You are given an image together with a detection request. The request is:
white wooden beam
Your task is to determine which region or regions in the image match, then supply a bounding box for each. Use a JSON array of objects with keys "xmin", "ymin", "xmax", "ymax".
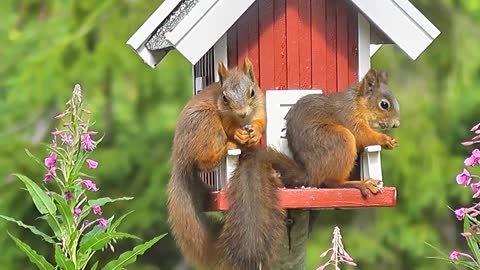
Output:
[{"xmin": 358, "ymin": 14, "xmax": 371, "ymax": 80}]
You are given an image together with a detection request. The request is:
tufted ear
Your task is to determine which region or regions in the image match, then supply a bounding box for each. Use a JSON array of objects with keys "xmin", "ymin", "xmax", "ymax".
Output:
[
  {"xmin": 359, "ymin": 68, "xmax": 378, "ymax": 96},
  {"xmin": 218, "ymin": 61, "xmax": 229, "ymax": 85},
  {"xmin": 242, "ymin": 57, "xmax": 257, "ymax": 83},
  {"xmin": 378, "ymin": 71, "xmax": 388, "ymax": 83}
]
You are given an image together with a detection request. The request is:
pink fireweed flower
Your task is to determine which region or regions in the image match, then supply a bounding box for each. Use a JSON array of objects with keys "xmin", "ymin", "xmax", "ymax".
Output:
[
  {"xmin": 98, "ymin": 218, "xmax": 107, "ymax": 230},
  {"xmin": 54, "ymin": 111, "xmax": 69, "ymax": 119},
  {"xmin": 64, "ymin": 191, "xmax": 73, "ymax": 201},
  {"xmin": 44, "ymin": 152, "xmax": 57, "ymax": 167},
  {"xmin": 465, "ymin": 156, "xmax": 477, "ymax": 167},
  {"xmin": 462, "ymin": 141, "xmax": 480, "ymax": 146},
  {"xmin": 92, "ymin": 205, "xmax": 102, "ymax": 215},
  {"xmin": 81, "ymin": 179, "xmax": 99, "ymax": 192},
  {"xmin": 61, "ymin": 133, "xmax": 73, "ymax": 146},
  {"xmin": 455, "ymin": 208, "xmax": 466, "ymax": 220},
  {"xmin": 86, "ymin": 159, "xmax": 98, "ymax": 169},
  {"xmin": 81, "ymin": 134, "xmax": 96, "ymax": 151},
  {"xmin": 472, "ymin": 183, "xmax": 480, "ymax": 193},
  {"xmin": 44, "ymin": 172, "xmax": 53, "ymax": 183},
  {"xmin": 471, "ymin": 123, "xmax": 480, "ymax": 132},
  {"xmin": 461, "ymin": 232, "xmax": 473, "ymax": 237},
  {"xmin": 472, "ymin": 149, "xmax": 480, "ymax": 159},
  {"xmin": 456, "ymin": 169, "xmax": 472, "ymax": 186},
  {"xmin": 87, "ymin": 131, "xmax": 98, "ymax": 135},
  {"xmin": 63, "ymin": 121, "xmax": 72, "ymax": 127},
  {"xmin": 449, "ymin": 251, "xmax": 460, "ymax": 260},
  {"xmin": 74, "ymin": 208, "xmax": 81, "ymax": 218},
  {"xmin": 51, "ymin": 130, "xmax": 64, "ymax": 136},
  {"xmin": 52, "ymin": 137, "xmax": 57, "ymax": 148}
]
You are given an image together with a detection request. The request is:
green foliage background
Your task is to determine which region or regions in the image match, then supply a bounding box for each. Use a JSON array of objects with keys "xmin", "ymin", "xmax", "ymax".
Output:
[{"xmin": 0, "ymin": 0, "xmax": 479, "ymax": 269}]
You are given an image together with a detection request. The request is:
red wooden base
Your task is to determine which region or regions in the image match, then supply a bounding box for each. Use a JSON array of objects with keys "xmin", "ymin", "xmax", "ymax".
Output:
[{"xmin": 207, "ymin": 187, "xmax": 397, "ymax": 211}]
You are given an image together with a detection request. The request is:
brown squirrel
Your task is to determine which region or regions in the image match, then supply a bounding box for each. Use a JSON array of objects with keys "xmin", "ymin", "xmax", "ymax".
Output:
[
  {"xmin": 168, "ymin": 58, "xmax": 296, "ymax": 269},
  {"xmin": 285, "ymin": 68, "xmax": 400, "ymax": 196}
]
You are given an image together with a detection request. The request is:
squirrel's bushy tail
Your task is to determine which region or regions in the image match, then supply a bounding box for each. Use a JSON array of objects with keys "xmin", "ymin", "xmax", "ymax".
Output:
[
  {"xmin": 167, "ymin": 161, "xmax": 219, "ymax": 269},
  {"xmin": 218, "ymin": 148, "xmax": 287, "ymax": 270}
]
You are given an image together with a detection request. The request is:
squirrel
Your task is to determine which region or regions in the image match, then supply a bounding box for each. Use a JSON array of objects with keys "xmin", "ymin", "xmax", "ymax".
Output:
[
  {"xmin": 285, "ymin": 68, "xmax": 400, "ymax": 197},
  {"xmin": 168, "ymin": 57, "xmax": 297, "ymax": 270}
]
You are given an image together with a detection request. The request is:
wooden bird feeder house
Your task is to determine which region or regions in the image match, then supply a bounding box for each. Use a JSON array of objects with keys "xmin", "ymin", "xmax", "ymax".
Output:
[{"xmin": 127, "ymin": 0, "xmax": 440, "ymax": 210}]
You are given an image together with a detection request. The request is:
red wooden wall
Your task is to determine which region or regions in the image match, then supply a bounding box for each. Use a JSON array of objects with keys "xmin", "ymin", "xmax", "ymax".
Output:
[{"xmin": 227, "ymin": 0, "xmax": 358, "ymax": 94}]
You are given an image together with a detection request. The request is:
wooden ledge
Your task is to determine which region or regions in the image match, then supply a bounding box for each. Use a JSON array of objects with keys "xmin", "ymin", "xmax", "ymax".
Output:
[{"xmin": 207, "ymin": 187, "xmax": 397, "ymax": 211}]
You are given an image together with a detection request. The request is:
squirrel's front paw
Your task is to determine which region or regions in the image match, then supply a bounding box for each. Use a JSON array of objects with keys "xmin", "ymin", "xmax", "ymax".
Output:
[
  {"xmin": 233, "ymin": 128, "xmax": 250, "ymax": 145},
  {"xmin": 382, "ymin": 135, "xmax": 399, "ymax": 150}
]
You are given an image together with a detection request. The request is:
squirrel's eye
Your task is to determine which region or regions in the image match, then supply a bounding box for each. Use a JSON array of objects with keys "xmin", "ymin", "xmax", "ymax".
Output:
[
  {"xmin": 379, "ymin": 100, "xmax": 390, "ymax": 111},
  {"xmin": 222, "ymin": 93, "xmax": 228, "ymax": 103},
  {"xmin": 250, "ymin": 89, "xmax": 255, "ymax": 98}
]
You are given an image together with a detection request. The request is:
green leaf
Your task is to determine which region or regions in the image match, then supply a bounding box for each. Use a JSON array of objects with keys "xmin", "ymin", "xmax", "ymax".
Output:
[
  {"xmin": 108, "ymin": 211, "xmax": 134, "ymax": 233},
  {"xmin": 101, "ymin": 234, "xmax": 166, "ymax": 270},
  {"xmin": 8, "ymin": 232, "xmax": 55, "ymax": 270},
  {"xmin": 45, "ymin": 144, "xmax": 68, "ymax": 161},
  {"xmin": 464, "ymin": 216, "xmax": 480, "ymax": 262},
  {"xmin": 51, "ymin": 193, "xmax": 74, "ymax": 234},
  {"xmin": 87, "ymin": 197, "xmax": 133, "ymax": 207},
  {"xmin": 25, "ymin": 149, "xmax": 47, "ymax": 169},
  {"xmin": 14, "ymin": 174, "xmax": 56, "ymax": 216},
  {"xmin": 90, "ymin": 261, "xmax": 99, "ymax": 270},
  {"xmin": 79, "ymin": 232, "xmax": 140, "ymax": 254},
  {"xmin": 0, "ymin": 215, "xmax": 54, "ymax": 244},
  {"xmin": 55, "ymin": 246, "xmax": 75, "ymax": 270},
  {"xmin": 45, "ymin": 215, "xmax": 63, "ymax": 239}
]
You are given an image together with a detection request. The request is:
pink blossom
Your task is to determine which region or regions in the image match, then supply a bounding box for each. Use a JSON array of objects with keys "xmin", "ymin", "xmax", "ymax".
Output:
[
  {"xmin": 449, "ymin": 251, "xmax": 460, "ymax": 260},
  {"xmin": 54, "ymin": 111, "xmax": 69, "ymax": 119},
  {"xmin": 44, "ymin": 172, "xmax": 53, "ymax": 183},
  {"xmin": 81, "ymin": 179, "xmax": 99, "ymax": 192},
  {"xmin": 461, "ymin": 232, "xmax": 473, "ymax": 237},
  {"xmin": 98, "ymin": 218, "xmax": 107, "ymax": 229},
  {"xmin": 464, "ymin": 156, "xmax": 477, "ymax": 166},
  {"xmin": 51, "ymin": 130, "xmax": 64, "ymax": 136},
  {"xmin": 463, "ymin": 140, "xmax": 480, "ymax": 146},
  {"xmin": 64, "ymin": 192, "xmax": 73, "ymax": 201},
  {"xmin": 52, "ymin": 137, "xmax": 57, "ymax": 148},
  {"xmin": 472, "ymin": 183, "xmax": 480, "ymax": 193},
  {"xmin": 81, "ymin": 134, "xmax": 96, "ymax": 151},
  {"xmin": 471, "ymin": 123, "xmax": 480, "ymax": 132},
  {"xmin": 92, "ymin": 205, "xmax": 102, "ymax": 215},
  {"xmin": 455, "ymin": 208, "xmax": 466, "ymax": 220},
  {"xmin": 74, "ymin": 208, "xmax": 81, "ymax": 218},
  {"xmin": 63, "ymin": 121, "xmax": 72, "ymax": 127},
  {"xmin": 472, "ymin": 149, "xmax": 480, "ymax": 159},
  {"xmin": 86, "ymin": 159, "xmax": 98, "ymax": 169},
  {"xmin": 61, "ymin": 133, "xmax": 73, "ymax": 146},
  {"xmin": 456, "ymin": 169, "xmax": 472, "ymax": 186},
  {"xmin": 87, "ymin": 131, "xmax": 98, "ymax": 135},
  {"xmin": 44, "ymin": 152, "xmax": 57, "ymax": 167}
]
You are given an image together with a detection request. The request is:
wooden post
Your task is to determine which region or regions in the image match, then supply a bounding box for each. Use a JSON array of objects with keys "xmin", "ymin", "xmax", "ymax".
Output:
[{"xmin": 272, "ymin": 210, "xmax": 310, "ymax": 270}]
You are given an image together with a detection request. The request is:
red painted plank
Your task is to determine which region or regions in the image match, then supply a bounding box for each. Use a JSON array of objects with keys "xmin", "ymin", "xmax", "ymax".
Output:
[
  {"xmin": 208, "ymin": 187, "xmax": 397, "ymax": 211},
  {"xmin": 286, "ymin": 0, "xmax": 300, "ymax": 89},
  {"xmin": 325, "ymin": 0, "xmax": 337, "ymax": 93},
  {"xmin": 336, "ymin": 0, "xmax": 349, "ymax": 91},
  {"xmin": 227, "ymin": 24, "xmax": 238, "ymax": 69},
  {"xmin": 347, "ymin": 4, "xmax": 358, "ymax": 85},
  {"xmin": 298, "ymin": 0, "xmax": 312, "ymax": 89},
  {"xmin": 311, "ymin": 0, "xmax": 326, "ymax": 90},
  {"xmin": 274, "ymin": 0, "xmax": 287, "ymax": 90},
  {"xmin": 247, "ymin": 2, "xmax": 260, "ymax": 83},
  {"xmin": 259, "ymin": 0, "xmax": 275, "ymax": 90},
  {"xmin": 237, "ymin": 9, "xmax": 250, "ymax": 68}
]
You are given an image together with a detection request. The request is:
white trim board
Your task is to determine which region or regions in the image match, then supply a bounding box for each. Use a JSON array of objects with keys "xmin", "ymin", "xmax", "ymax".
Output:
[
  {"xmin": 358, "ymin": 14, "xmax": 371, "ymax": 80},
  {"xmin": 166, "ymin": 0, "xmax": 255, "ymax": 64},
  {"xmin": 349, "ymin": 0, "xmax": 440, "ymax": 60}
]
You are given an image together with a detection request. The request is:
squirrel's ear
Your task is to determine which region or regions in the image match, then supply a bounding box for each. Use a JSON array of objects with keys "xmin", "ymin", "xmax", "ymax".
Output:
[
  {"xmin": 242, "ymin": 57, "xmax": 257, "ymax": 83},
  {"xmin": 378, "ymin": 71, "xmax": 388, "ymax": 83},
  {"xmin": 218, "ymin": 61, "xmax": 228, "ymax": 85},
  {"xmin": 359, "ymin": 69, "xmax": 378, "ymax": 96}
]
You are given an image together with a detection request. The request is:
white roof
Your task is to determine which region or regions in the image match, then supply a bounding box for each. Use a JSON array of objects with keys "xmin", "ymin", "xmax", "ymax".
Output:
[{"xmin": 127, "ymin": 0, "xmax": 440, "ymax": 67}]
